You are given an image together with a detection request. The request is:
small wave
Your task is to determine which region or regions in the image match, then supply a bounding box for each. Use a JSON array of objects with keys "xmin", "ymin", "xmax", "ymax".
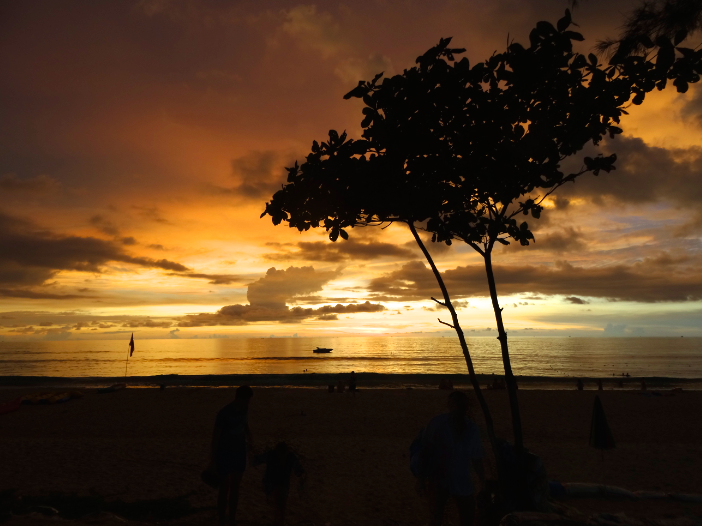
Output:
[
  {"xmin": 141, "ymin": 356, "xmax": 457, "ymax": 362},
  {"xmin": 0, "ymin": 359, "xmax": 121, "ymax": 363}
]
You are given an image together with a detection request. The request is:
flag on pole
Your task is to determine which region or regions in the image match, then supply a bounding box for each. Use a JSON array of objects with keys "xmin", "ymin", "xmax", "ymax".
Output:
[{"xmin": 129, "ymin": 333, "xmax": 135, "ymax": 357}]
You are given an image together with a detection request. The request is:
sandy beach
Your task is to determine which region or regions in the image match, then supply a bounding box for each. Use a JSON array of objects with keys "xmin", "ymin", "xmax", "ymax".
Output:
[{"xmin": 1, "ymin": 386, "xmax": 701, "ymax": 525}]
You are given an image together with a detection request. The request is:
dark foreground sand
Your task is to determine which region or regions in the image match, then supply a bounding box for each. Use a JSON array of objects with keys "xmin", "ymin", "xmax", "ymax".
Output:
[{"xmin": 1, "ymin": 387, "xmax": 701, "ymax": 525}]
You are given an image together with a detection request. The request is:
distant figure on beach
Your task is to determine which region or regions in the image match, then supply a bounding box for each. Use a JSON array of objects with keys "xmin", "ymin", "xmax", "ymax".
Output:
[
  {"xmin": 349, "ymin": 371, "xmax": 357, "ymax": 393},
  {"xmin": 210, "ymin": 385, "xmax": 254, "ymax": 526},
  {"xmin": 576, "ymin": 379, "xmax": 584, "ymax": 391},
  {"xmin": 641, "ymin": 380, "xmax": 647, "ymax": 391},
  {"xmin": 438, "ymin": 378, "xmax": 453, "ymax": 390},
  {"xmin": 488, "ymin": 377, "xmax": 506, "ymax": 390},
  {"xmin": 253, "ymin": 442, "xmax": 306, "ymax": 526},
  {"xmin": 415, "ymin": 391, "xmax": 485, "ymax": 526},
  {"xmin": 336, "ymin": 377, "xmax": 345, "ymax": 393},
  {"xmin": 597, "ymin": 379, "xmax": 603, "ymax": 391}
]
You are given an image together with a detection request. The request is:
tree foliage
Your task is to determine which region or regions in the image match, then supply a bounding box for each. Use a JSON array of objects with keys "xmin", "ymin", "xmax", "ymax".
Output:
[{"xmin": 264, "ymin": 10, "xmax": 700, "ymax": 246}]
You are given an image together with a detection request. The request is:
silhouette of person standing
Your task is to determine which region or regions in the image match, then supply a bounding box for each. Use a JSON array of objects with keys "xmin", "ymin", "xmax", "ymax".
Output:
[
  {"xmin": 210, "ymin": 385, "xmax": 254, "ymax": 526},
  {"xmin": 417, "ymin": 391, "xmax": 485, "ymax": 526},
  {"xmin": 349, "ymin": 371, "xmax": 357, "ymax": 393}
]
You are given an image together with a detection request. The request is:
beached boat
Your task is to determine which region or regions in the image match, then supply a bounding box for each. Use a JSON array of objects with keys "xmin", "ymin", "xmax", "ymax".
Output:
[{"xmin": 313, "ymin": 347, "xmax": 333, "ymax": 353}]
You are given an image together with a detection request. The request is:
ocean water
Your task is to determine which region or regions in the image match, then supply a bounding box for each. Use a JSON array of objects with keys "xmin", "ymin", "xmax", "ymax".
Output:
[{"xmin": 0, "ymin": 336, "xmax": 701, "ymax": 379}]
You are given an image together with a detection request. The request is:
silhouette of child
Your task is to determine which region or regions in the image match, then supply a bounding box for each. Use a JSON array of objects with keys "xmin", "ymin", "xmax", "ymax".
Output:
[{"xmin": 254, "ymin": 442, "xmax": 306, "ymax": 526}]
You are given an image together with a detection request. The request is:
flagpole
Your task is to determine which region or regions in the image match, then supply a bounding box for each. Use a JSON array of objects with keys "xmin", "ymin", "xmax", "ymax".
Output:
[
  {"xmin": 124, "ymin": 343, "xmax": 130, "ymax": 380},
  {"xmin": 124, "ymin": 333, "xmax": 134, "ymax": 382}
]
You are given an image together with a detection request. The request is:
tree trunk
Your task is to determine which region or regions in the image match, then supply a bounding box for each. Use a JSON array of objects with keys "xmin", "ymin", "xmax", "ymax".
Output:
[
  {"xmin": 483, "ymin": 249, "xmax": 524, "ymax": 455},
  {"xmin": 408, "ymin": 223, "xmax": 502, "ymax": 471}
]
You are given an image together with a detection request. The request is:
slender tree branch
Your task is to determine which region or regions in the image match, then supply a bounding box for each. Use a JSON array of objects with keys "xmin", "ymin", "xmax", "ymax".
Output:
[
  {"xmin": 468, "ymin": 242, "xmax": 485, "ymax": 256},
  {"xmin": 406, "ymin": 220, "xmax": 501, "ymax": 480},
  {"xmin": 438, "ymin": 318, "xmax": 455, "ymax": 329},
  {"xmin": 484, "ymin": 249, "xmax": 524, "ymax": 456},
  {"xmin": 431, "ymin": 297, "xmax": 447, "ymax": 307}
]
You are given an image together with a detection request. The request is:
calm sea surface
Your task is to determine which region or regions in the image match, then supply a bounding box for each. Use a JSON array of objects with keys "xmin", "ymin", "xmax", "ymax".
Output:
[{"xmin": 0, "ymin": 337, "xmax": 701, "ymax": 379}]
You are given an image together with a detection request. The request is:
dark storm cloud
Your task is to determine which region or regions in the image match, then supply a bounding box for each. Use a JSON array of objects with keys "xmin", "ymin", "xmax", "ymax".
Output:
[
  {"xmin": 178, "ymin": 300, "xmax": 386, "ymax": 326},
  {"xmin": 265, "ymin": 239, "xmax": 416, "ymax": 262},
  {"xmin": 367, "ymin": 257, "xmax": 702, "ymax": 303},
  {"xmin": 0, "ymin": 311, "xmax": 182, "ymax": 334},
  {"xmin": 681, "ymin": 85, "xmax": 702, "ymax": 127},
  {"xmin": 422, "ymin": 300, "xmax": 470, "ymax": 311},
  {"xmin": 0, "ymin": 173, "xmax": 60, "ymax": 194},
  {"xmin": 560, "ymin": 136, "xmax": 702, "ymax": 207},
  {"xmin": 0, "ymin": 211, "xmax": 189, "ymax": 293},
  {"xmin": 178, "ymin": 265, "xmax": 385, "ymax": 326},
  {"xmin": 314, "ymin": 301, "xmax": 386, "ymax": 315},
  {"xmin": 131, "ymin": 206, "xmax": 170, "ymax": 224},
  {"xmin": 89, "ymin": 216, "xmax": 140, "ymax": 248},
  {"xmin": 168, "ymin": 272, "xmax": 242, "ymax": 285},
  {"xmin": 231, "ymin": 150, "xmax": 288, "ymax": 200},
  {"xmin": 89, "ymin": 215, "xmax": 120, "ymax": 237},
  {"xmin": 1, "ymin": 0, "xmax": 632, "ymax": 208},
  {"xmin": 505, "ymin": 227, "xmax": 588, "ymax": 253},
  {"xmin": 0, "ymin": 289, "xmax": 94, "ymax": 300},
  {"xmin": 287, "ymin": 295, "xmax": 356, "ymax": 304},
  {"xmin": 673, "ymin": 211, "xmax": 702, "ymax": 237},
  {"xmin": 123, "ymin": 318, "xmax": 173, "ymax": 328},
  {"xmin": 565, "ymin": 296, "xmax": 589, "ymax": 304},
  {"xmin": 206, "ymin": 150, "xmax": 292, "ymax": 202},
  {"xmin": 246, "ymin": 266, "xmax": 341, "ymax": 308}
]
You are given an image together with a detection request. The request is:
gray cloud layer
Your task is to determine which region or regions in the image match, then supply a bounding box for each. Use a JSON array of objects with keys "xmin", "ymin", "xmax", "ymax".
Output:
[
  {"xmin": 179, "ymin": 265, "xmax": 385, "ymax": 326},
  {"xmin": 368, "ymin": 256, "xmax": 702, "ymax": 303},
  {"xmin": 560, "ymin": 136, "xmax": 702, "ymax": 208},
  {"xmin": 265, "ymin": 239, "xmax": 416, "ymax": 262},
  {"xmin": 0, "ymin": 211, "xmax": 194, "ymax": 297}
]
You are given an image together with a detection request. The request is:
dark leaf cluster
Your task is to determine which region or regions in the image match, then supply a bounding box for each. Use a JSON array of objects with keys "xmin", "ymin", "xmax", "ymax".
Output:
[{"xmin": 597, "ymin": 0, "xmax": 702, "ymax": 59}]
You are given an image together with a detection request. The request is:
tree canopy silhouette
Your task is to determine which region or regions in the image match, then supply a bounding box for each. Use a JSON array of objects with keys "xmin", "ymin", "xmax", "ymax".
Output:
[
  {"xmin": 595, "ymin": 0, "xmax": 702, "ymax": 59},
  {"xmin": 263, "ymin": 8, "xmax": 702, "ymax": 506}
]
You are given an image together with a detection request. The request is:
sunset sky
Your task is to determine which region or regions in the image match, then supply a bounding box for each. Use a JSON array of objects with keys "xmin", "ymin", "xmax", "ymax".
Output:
[{"xmin": 2, "ymin": 0, "xmax": 702, "ymax": 340}]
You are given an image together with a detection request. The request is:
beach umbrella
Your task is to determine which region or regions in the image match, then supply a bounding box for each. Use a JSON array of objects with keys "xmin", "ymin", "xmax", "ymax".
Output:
[{"xmin": 589, "ymin": 395, "xmax": 615, "ymax": 459}]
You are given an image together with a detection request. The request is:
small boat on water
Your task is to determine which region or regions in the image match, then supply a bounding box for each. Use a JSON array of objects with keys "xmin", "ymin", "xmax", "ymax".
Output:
[{"xmin": 313, "ymin": 347, "xmax": 333, "ymax": 354}]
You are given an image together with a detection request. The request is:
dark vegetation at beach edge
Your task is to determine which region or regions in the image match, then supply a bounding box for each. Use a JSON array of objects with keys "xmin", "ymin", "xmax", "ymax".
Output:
[{"xmin": 2, "ymin": 373, "xmax": 700, "ymax": 390}]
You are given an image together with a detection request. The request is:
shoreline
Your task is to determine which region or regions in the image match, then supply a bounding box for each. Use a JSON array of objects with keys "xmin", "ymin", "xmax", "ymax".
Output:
[{"xmin": 2, "ymin": 372, "xmax": 701, "ymax": 390}]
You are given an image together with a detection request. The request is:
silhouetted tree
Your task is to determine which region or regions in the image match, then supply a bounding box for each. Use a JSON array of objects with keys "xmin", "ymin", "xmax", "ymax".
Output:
[
  {"xmin": 263, "ymin": 9, "xmax": 701, "ymax": 507},
  {"xmin": 594, "ymin": 0, "xmax": 702, "ymax": 58}
]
